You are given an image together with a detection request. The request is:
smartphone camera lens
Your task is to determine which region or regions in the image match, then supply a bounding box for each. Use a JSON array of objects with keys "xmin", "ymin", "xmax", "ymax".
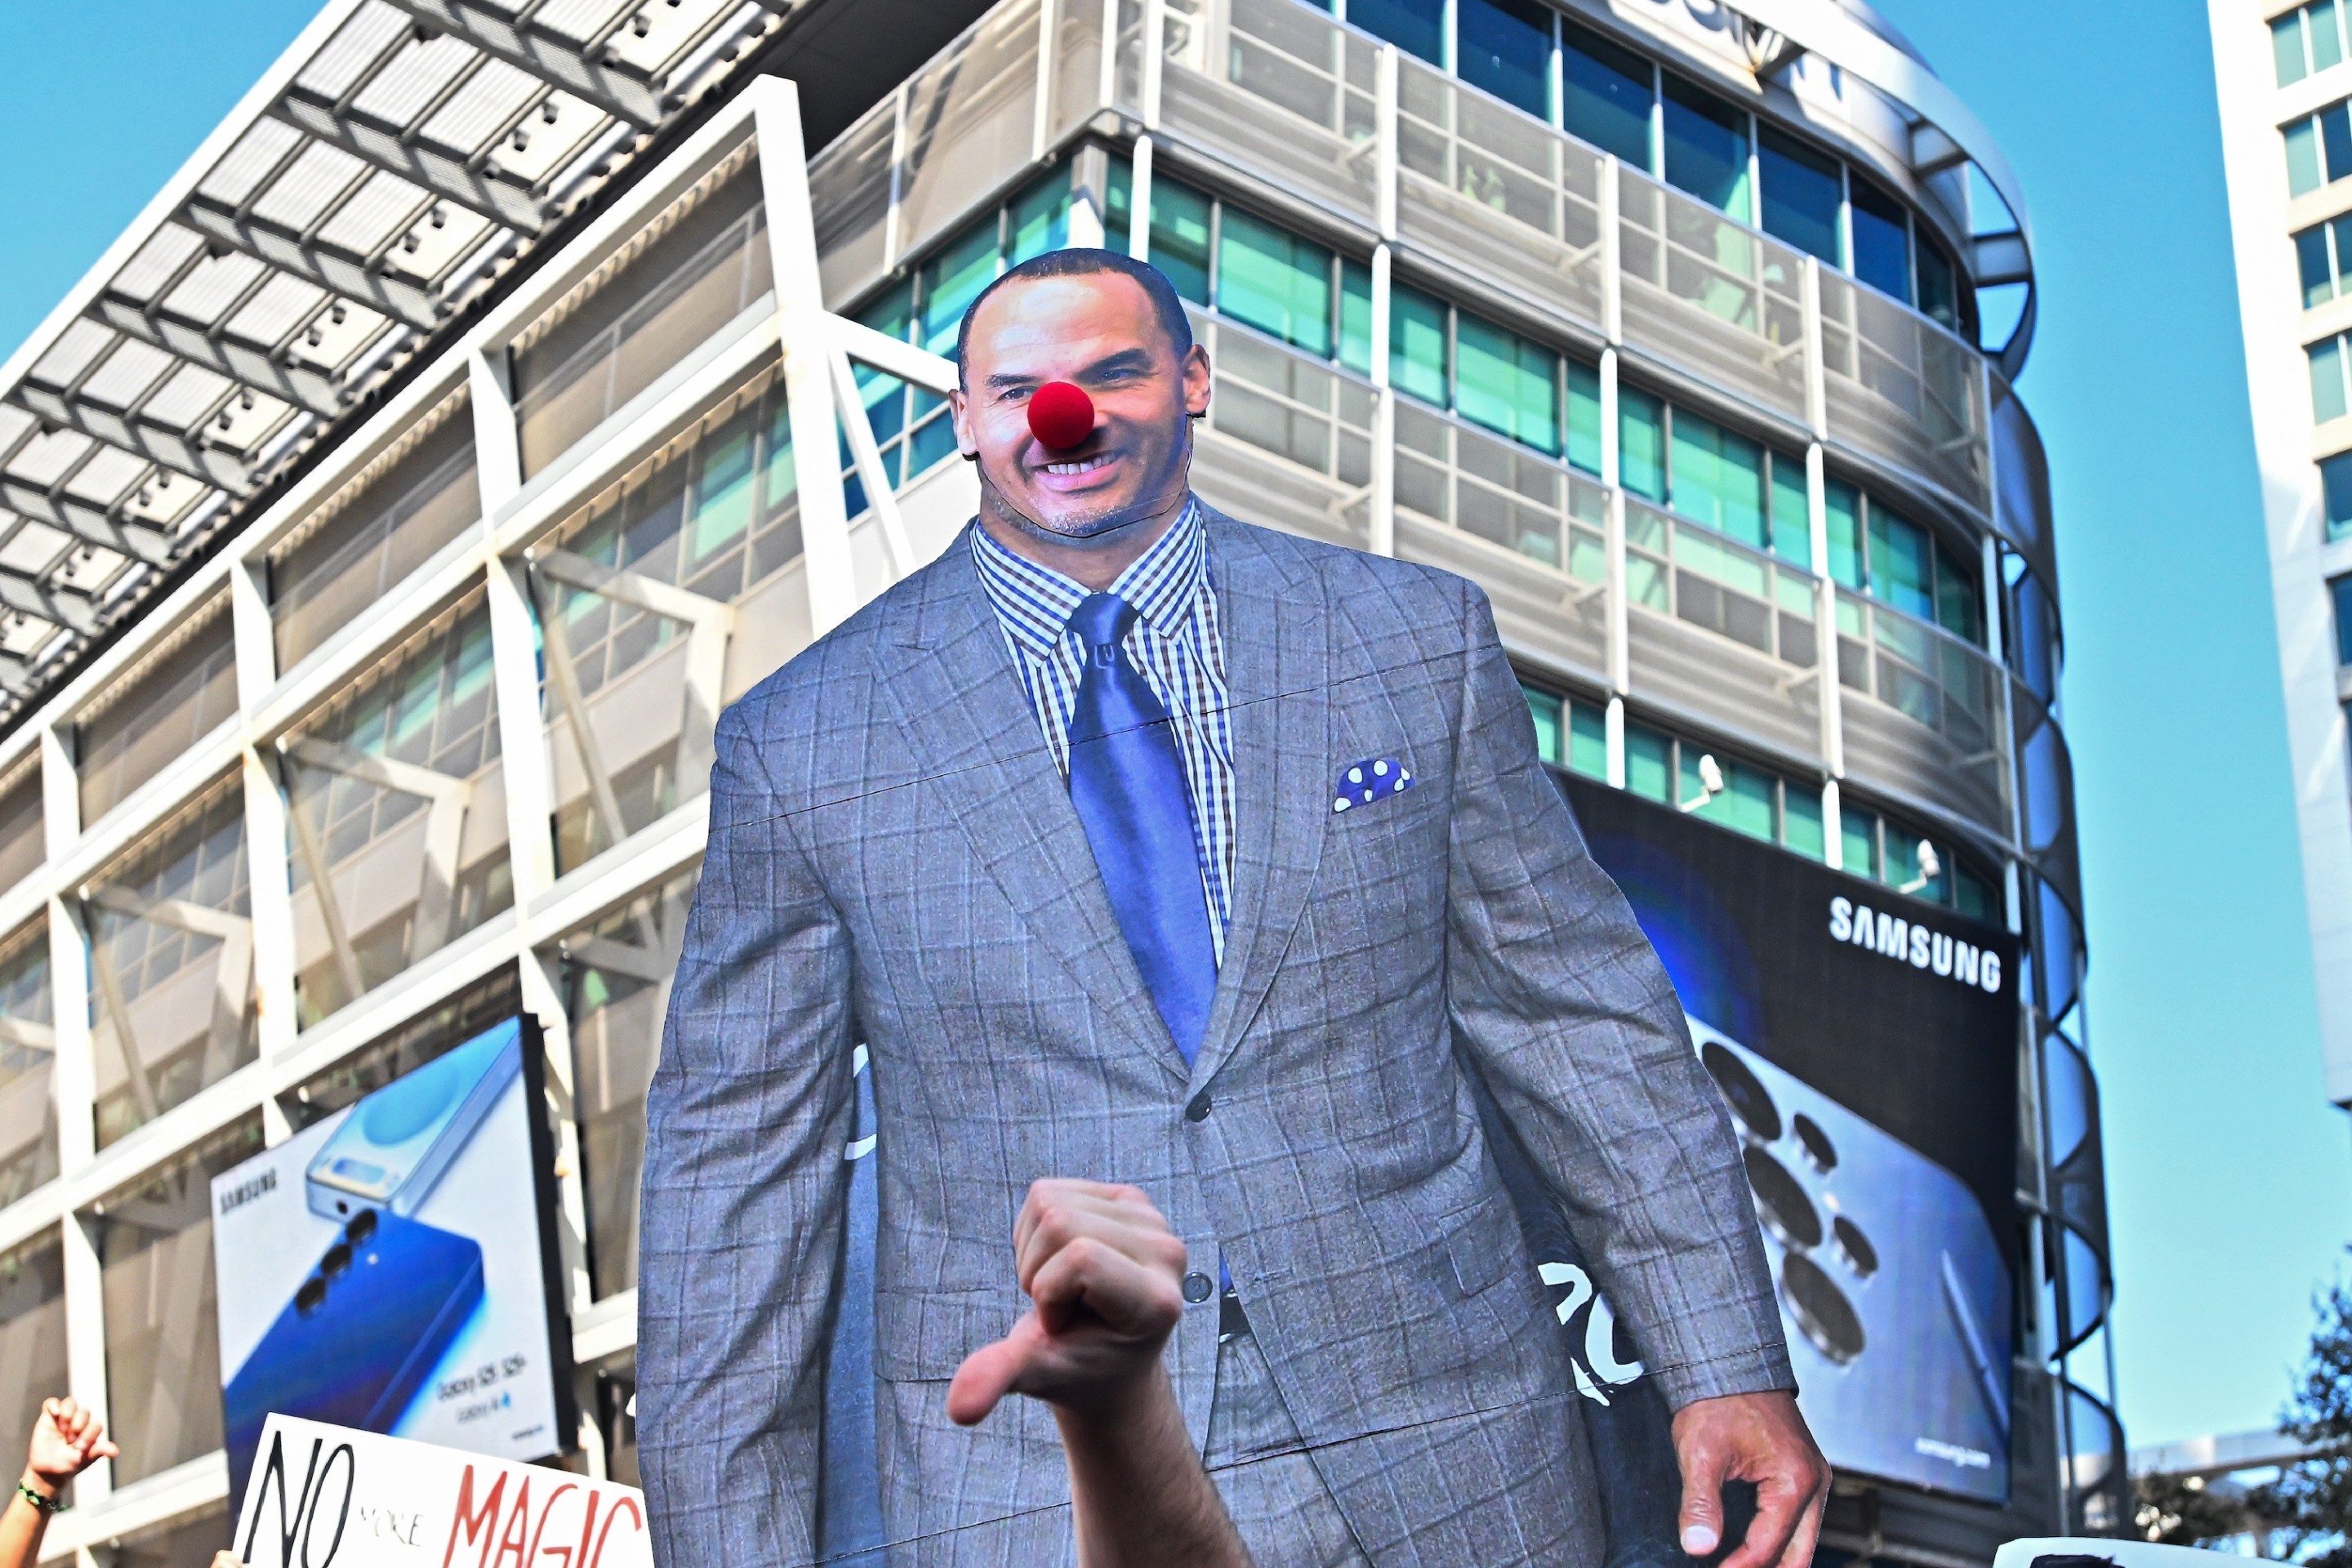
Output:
[
  {"xmin": 295, "ymin": 1276, "xmax": 327, "ymax": 1316},
  {"xmin": 1832, "ymin": 1215, "xmax": 1879, "ymax": 1279},
  {"xmin": 1741, "ymin": 1146, "xmax": 1822, "ymax": 1250},
  {"xmin": 320, "ymin": 1241, "xmax": 353, "ymax": 1279},
  {"xmin": 1792, "ymin": 1113, "xmax": 1837, "ymax": 1174},
  {"xmin": 1700, "ymin": 1042, "xmax": 1781, "ymax": 1143},
  {"xmin": 345, "ymin": 1209, "xmax": 378, "ymax": 1246}
]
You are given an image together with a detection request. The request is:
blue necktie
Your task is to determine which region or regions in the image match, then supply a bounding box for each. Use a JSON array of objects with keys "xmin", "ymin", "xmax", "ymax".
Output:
[{"xmin": 1066, "ymin": 592, "xmax": 1218, "ymax": 1065}]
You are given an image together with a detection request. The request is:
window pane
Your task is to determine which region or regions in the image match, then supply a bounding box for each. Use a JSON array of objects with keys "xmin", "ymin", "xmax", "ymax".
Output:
[
  {"xmin": 1849, "ymin": 175, "xmax": 1912, "ymax": 304},
  {"xmin": 1217, "ymin": 208, "xmax": 1334, "ymax": 355},
  {"xmin": 0, "ymin": 924, "xmax": 56, "ymax": 1205},
  {"xmin": 1339, "ymin": 259, "xmax": 1375, "ymax": 376},
  {"xmin": 1668, "ymin": 410, "xmax": 1765, "ymax": 546},
  {"xmin": 919, "ymin": 218, "xmax": 1000, "ymax": 357},
  {"xmin": 1955, "ymin": 862, "xmax": 2002, "ymax": 924},
  {"xmin": 1619, "ymin": 386, "xmax": 1666, "ymax": 500},
  {"xmin": 1523, "ymin": 684, "xmax": 1564, "ymax": 764},
  {"xmin": 97, "ymin": 1120, "xmax": 262, "ymax": 1484},
  {"xmin": 2327, "ymin": 102, "xmax": 2352, "ymax": 184},
  {"xmin": 1824, "ymin": 477, "xmax": 1863, "ymax": 588},
  {"xmin": 564, "ymin": 868, "xmax": 699, "ymax": 1299},
  {"xmin": 1561, "ymin": 19, "xmax": 1655, "ymax": 168},
  {"xmin": 1455, "ymin": 313, "xmax": 1559, "ymax": 453},
  {"xmin": 78, "ymin": 604, "xmax": 240, "ymax": 828},
  {"xmin": 1869, "ymin": 506, "xmax": 1935, "ymax": 619},
  {"xmin": 2301, "ymin": 225, "xmax": 2338, "ymax": 309},
  {"xmin": 1567, "ymin": 359, "xmax": 1602, "ymax": 476},
  {"xmin": 1757, "ymin": 126, "xmax": 1842, "ymax": 265},
  {"xmin": 1769, "ymin": 452, "xmax": 1811, "ymax": 568},
  {"xmin": 1390, "ymin": 283, "xmax": 1450, "ymax": 407},
  {"xmin": 1841, "ymin": 801, "xmax": 1881, "ymax": 880},
  {"xmin": 1783, "ymin": 786, "xmax": 1825, "ymax": 860},
  {"xmin": 1348, "ymin": 0, "xmax": 1445, "ymax": 65},
  {"xmin": 1006, "ymin": 167, "xmax": 1073, "ymax": 265},
  {"xmin": 2325, "ymin": 452, "xmax": 2352, "ymax": 541},
  {"xmin": 2289, "ymin": 118, "xmax": 2325, "ymax": 197},
  {"xmin": 1625, "ymin": 723, "xmax": 1672, "ymax": 802},
  {"xmin": 1568, "ymin": 700, "xmax": 1608, "ymax": 777},
  {"xmin": 2335, "ymin": 217, "xmax": 2352, "ymax": 296},
  {"xmin": 1934, "ymin": 540, "xmax": 1982, "ymax": 644},
  {"xmin": 1459, "ymin": 0, "xmax": 1552, "ymax": 119},
  {"xmin": 2280, "ymin": 12, "xmax": 2312, "ymax": 84},
  {"xmin": 2313, "ymin": 337, "xmax": 2348, "ymax": 423},
  {"xmin": 1688, "ymin": 751, "xmax": 1774, "ymax": 841},
  {"xmin": 2319, "ymin": 1, "xmax": 2345, "ymax": 71},
  {"xmin": 1917, "ymin": 235, "xmax": 1961, "ymax": 331},
  {"xmin": 1662, "ymin": 75, "xmax": 1750, "ymax": 217},
  {"xmin": 1149, "ymin": 179, "xmax": 1212, "ymax": 304},
  {"xmin": 2335, "ymin": 578, "xmax": 2352, "ymax": 665}
]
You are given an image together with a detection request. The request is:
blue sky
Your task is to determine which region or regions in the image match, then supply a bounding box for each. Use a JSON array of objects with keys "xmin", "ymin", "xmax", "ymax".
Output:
[{"xmin": 0, "ymin": 0, "xmax": 2341, "ymax": 1452}]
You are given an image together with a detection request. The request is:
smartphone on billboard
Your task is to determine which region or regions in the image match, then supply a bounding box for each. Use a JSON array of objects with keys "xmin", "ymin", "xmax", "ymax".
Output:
[
  {"xmin": 305, "ymin": 1023, "xmax": 521, "ymax": 1221},
  {"xmin": 220, "ymin": 1208, "xmax": 485, "ymax": 1503}
]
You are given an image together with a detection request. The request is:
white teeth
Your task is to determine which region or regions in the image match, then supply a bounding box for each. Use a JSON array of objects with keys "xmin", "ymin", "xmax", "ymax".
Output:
[{"xmin": 1043, "ymin": 457, "xmax": 1109, "ymax": 475}]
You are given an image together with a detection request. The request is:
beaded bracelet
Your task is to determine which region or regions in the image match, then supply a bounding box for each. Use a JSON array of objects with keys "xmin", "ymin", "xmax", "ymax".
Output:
[{"xmin": 15, "ymin": 1481, "xmax": 59, "ymax": 1515}]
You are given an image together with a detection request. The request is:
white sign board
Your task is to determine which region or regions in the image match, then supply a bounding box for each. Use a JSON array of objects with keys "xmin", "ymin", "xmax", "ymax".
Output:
[{"xmin": 230, "ymin": 1415, "xmax": 651, "ymax": 1568}]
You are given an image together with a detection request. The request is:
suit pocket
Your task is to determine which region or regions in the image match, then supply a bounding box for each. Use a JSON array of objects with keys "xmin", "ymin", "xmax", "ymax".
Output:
[
  {"xmin": 1443, "ymin": 1191, "xmax": 1521, "ymax": 1299},
  {"xmin": 873, "ymin": 1287, "xmax": 1019, "ymax": 1382}
]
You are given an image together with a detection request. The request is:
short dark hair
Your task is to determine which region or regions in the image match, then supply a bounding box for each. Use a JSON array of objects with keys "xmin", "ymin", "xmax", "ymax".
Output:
[{"xmin": 955, "ymin": 248, "xmax": 1195, "ymax": 385}]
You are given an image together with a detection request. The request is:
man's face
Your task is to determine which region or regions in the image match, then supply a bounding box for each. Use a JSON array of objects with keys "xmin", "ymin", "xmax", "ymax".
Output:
[{"xmin": 950, "ymin": 272, "xmax": 1212, "ymax": 545}]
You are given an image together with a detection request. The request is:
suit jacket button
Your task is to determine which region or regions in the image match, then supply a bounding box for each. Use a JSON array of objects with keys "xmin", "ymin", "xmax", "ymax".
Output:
[
  {"xmin": 1182, "ymin": 1272, "xmax": 1214, "ymax": 1303},
  {"xmin": 1184, "ymin": 1091, "xmax": 1212, "ymax": 1123}
]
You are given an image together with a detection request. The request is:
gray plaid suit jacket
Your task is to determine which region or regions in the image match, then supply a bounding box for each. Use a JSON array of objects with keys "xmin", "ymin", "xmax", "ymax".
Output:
[{"xmin": 635, "ymin": 506, "xmax": 1792, "ymax": 1567}]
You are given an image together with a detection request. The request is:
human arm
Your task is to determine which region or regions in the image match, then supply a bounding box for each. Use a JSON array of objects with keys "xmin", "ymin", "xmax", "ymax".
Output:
[
  {"xmin": 948, "ymin": 1180, "xmax": 1254, "ymax": 1568},
  {"xmin": 0, "ymin": 1397, "xmax": 118, "ymax": 1568},
  {"xmin": 634, "ymin": 709, "xmax": 859, "ymax": 1568},
  {"xmin": 1441, "ymin": 589, "xmax": 1825, "ymax": 1568}
]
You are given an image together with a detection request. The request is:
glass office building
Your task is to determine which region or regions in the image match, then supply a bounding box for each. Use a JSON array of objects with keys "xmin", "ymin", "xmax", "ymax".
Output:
[
  {"xmin": 2212, "ymin": 8, "xmax": 2352, "ymax": 1145},
  {"xmin": 0, "ymin": 0, "xmax": 2112, "ymax": 1559}
]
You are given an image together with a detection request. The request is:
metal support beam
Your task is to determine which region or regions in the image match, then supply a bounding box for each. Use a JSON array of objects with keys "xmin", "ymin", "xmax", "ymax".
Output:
[
  {"xmin": 87, "ymin": 296, "xmax": 348, "ymax": 419},
  {"xmin": 7, "ymin": 388, "xmax": 248, "ymax": 497},
  {"xmin": 271, "ymin": 96, "xmax": 548, "ymax": 236},
  {"xmin": 179, "ymin": 196, "xmax": 443, "ymax": 331},
  {"xmin": 0, "ymin": 482, "xmax": 172, "ymax": 566},
  {"xmin": 376, "ymin": 0, "xmax": 668, "ymax": 127}
]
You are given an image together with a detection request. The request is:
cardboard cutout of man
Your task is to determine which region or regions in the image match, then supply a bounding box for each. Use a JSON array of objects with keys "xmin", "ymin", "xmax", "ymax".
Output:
[{"xmin": 635, "ymin": 248, "xmax": 1827, "ymax": 1566}]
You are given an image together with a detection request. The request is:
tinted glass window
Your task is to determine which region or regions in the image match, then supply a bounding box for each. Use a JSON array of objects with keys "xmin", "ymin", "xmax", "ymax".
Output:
[
  {"xmin": 2289, "ymin": 118, "xmax": 2324, "ymax": 197},
  {"xmin": 1458, "ymin": 0, "xmax": 1551, "ymax": 119},
  {"xmin": 1567, "ymin": 359, "xmax": 1602, "ymax": 476},
  {"xmin": 2280, "ymin": 11, "xmax": 2310, "ymax": 85},
  {"xmin": 1216, "ymin": 207, "xmax": 1333, "ymax": 356},
  {"xmin": 1454, "ymin": 313, "xmax": 1559, "ymax": 455},
  {"xmin": 1348, "ymin": 0, "xmax": 1445, "ymax": 65},
  {"xmin": 1389, "ymin": 283, "xmax": 1450, "ymax": 407},
  {"xmin": 2313, "ymin": 337, "xmax": 2348, "ymax": 423},
  {"xmin": 2328, "ymin": 102, "xmax": 2352, "ymax": 182},
  {"xmin": 1849, "ymin": 175, "xmax": 1912, "ymax": 304},
  {"xmin": 2301, "ymin": 225, "xmax": 2336, "ymax": 309},
  {"xmin": 1758, "ymin": 126, "xmax": 1842, "ymax": 265},
  {"xmin": 1619, "ymin": 387, "xmax": 1666, "ymax": 501},
  {"xmin": 1661, "ymin": 75, "xmax": 1750, "ymax": 216},
  {"xmin": 1560, "ymin": 20, "xmax": 1654, "ymax": 167},
  {"xmin": 1149, "ymin": 178, "xmax": 1212, "ymax": 305},
  {"xmin": 1917, "ymin": 235, "xmax": 1962, "ymax": 331},
  {"xmin": 2334, "ymin": 577, "xmax": 2352, "ymax": 666},
  {"xmin": 1824, "ymin": 478, "xmax": 1864, "ymax": 589},
  {"xmin": 2325, "ymin": 451, "xmax": 2352, "ymax": 541},
  {"xmin": 1668, "ymin": 410, "xmax": 1765, "ymax": 546}
]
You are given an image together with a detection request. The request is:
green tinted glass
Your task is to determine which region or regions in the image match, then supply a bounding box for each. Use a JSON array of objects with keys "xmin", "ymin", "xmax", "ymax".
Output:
[
  {"xmin": 1868, "ymin": 506, "xmax": 1934, "ymax": 619},
  {"xmin": 1824, "ymin": 479, "xmax": 1862, "ymax": 589},
  {"xmin": 2280, "ymin": 11, "xmax": 2311, "ymax": 84},
  {"xmin": 1149, "ymin": 179, "xmax": 1213, "ymax": 304},
  {"xmin": 1668, "ymin": 410, "xmax": 1765, "ymax": 546},
  {"xmin": 2314, "ymin": 337, "xmax": 2348, "ymax": 423},
  {"xmin": 1455, "ymin": 313, "xmax": 1559, "ymax": 455},
  {"xmin": 1339, "ymin": 260, "xmax": 1375, "ymax": 376},
  {"xmin": 1782, "ymin": 786, "xmax": 1824, "ymax": 860},
  {"xmin": 1619, "ymin": 387, "xmax": 1666, "ymax": 501},
  {"xmin": 1217, "ymin": 207, "xmax": 1334, "ymax": 355},
  {"xmin": 2289, "ymin": 118, "xmax": 2325, "ymax": 197},
  {"xmin": 1522, "ymin": 684, "xmax": 1564, "ymax": 765},
  {"xmin": 1568, "ymin": 701, "xmax": 1608, "ymax": 778},
  {"xmin": 1840, "ymin": 802, "xmax": 1879, "ymax": 880},
  {"xmin": 1625, "ymin": 724, "xmax": 1673, "ymax": 802},
  {"xmin": 1566, "ymin": 360, "xmax": 1602, "ymax": 477},
  {"xmin": 1389, "ymin": 284, "xmax": 1450, "ymax": 408},
  {"xmin": 1769, "ymin": 453, "xmax": 1811, "ymax": 568}
]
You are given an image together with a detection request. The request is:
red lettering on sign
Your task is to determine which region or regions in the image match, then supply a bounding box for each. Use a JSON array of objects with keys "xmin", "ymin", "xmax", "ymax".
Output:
[
  {"xmin": 589, "ymin": 1496, "xmax": 644, "ymax": 1568},
  {"xmin": 443, "ymin": 1467, "xmax": 508, "ymax": 1568},
  {"xmin": 524, "ymin": 1481, "xmax": 577, "ymax": 1568},
  {"xmin": 491, "ymin": 1478, "xmax": 532, "ymax": 1568}
]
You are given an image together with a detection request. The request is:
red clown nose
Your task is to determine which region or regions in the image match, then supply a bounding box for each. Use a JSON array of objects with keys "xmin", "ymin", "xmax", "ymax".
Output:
[{"xmin": 1027, "ymin": 381, "xmax": 1095, "ymax": 450}]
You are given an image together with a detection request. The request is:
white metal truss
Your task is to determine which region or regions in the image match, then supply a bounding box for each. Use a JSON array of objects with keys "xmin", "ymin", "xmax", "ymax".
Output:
[{"xmin": 0, "ymin": 0, "xmax": 799, "ymax": 728}]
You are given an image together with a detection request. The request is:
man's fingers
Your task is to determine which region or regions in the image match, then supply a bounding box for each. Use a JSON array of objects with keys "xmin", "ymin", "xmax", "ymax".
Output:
[
  {"xmin": 1677, "ymin": 1433, "xmax": 1729, "ymax": 1557},
  {"xmin": 1717, "ymin": 1472, "xmax": 1808, "ymax": 1568},
  {"xmin": 946, "ymin": 1330, "xmax": 1031, "ymax": 1427},
  {"xmin": 1027, "ymin": 1235, "xmax": 1183, "ymax": 1339}
]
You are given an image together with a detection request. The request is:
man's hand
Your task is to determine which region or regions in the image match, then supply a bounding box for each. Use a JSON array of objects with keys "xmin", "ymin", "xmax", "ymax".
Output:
[
  {"xmin": 947, "ymin": 1180, "xmax": 1190, "ymax": 1425},
  {"xmin": 1672, "ymin": 1390, "xmax": 1829, "ymax": 1568},
  {"xmin": 25, "ymin": 1396, "xmax": 117, "ymax": 1490}
]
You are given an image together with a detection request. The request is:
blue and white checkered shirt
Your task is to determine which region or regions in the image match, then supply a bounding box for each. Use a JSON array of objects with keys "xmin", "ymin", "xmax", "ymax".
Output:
[{"xmin": 969, "ymin": 499, "xmax": 1237, "ymax": 963}]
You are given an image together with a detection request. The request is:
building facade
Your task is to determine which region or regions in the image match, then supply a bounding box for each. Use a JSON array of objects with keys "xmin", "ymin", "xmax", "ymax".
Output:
[
  {"xmin": 2210, "ymin": 2, "xmax": 2352, "ymax": 1116},
  {"xmin": 0, "ymin": 0, "xmax": 2112, "ymax": 1560}
]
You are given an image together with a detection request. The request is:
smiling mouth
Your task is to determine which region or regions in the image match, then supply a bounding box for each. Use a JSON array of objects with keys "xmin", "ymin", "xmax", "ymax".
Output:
[{"xmin": 1040, "ymin": 455, "xmax": 1115, "ymax": 477}]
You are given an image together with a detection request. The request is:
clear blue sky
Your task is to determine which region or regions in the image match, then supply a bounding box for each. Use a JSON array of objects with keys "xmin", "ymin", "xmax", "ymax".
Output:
[{"xmin": 1, "ymin": 0, "xmax": 2339, "ymax": 1453}]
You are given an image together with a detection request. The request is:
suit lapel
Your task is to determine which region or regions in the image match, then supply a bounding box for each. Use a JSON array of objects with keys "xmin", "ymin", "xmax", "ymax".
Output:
[
  {"xmin": 1190, "ymin": 510, "xmax": 1330, "ymax": 1091},
  {"xmin": 877, "ymin": 529, "xmax": 1187, "ymax": 1082}
]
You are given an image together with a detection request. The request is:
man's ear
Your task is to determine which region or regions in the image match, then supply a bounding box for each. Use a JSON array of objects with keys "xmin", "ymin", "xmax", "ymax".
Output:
[
  {"xmin": 948, "ymin": 385, "xmax": 980, "ymax": 461},
  {"xmin": 1181, "ymin": 343, "xmax": 1212, "ymax": 417}
]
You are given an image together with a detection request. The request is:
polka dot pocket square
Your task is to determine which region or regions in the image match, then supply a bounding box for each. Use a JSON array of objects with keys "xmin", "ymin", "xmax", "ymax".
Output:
[{"xmin": 1332, "ymin": 757, "xmax": 1414, "ymax": 813}]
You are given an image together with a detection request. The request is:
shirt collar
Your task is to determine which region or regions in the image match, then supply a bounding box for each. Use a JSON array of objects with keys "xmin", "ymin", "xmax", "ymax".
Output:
[{"xmin": 970, "ymin": 497, "xmax": 1207, "ymax": 660}]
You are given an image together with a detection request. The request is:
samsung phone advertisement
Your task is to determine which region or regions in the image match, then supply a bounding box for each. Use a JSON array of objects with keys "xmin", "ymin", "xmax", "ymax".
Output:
[
  {"xmin": 1552, "ymin": 773, "xmax": 2022, "ymax": 1511},
  {"xmin": 212, "ymin": 1017, "xmax": 573, "ymax": 1512}
]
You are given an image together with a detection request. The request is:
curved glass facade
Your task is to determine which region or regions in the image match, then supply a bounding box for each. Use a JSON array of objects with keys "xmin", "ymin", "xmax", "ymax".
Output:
[{"xmin": 0, "ymin": 0, "xmax": 2107, "ymax": 1559}]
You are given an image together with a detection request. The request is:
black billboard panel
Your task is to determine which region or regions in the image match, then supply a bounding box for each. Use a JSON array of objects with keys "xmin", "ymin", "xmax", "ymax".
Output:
[{"xmin": 1552, "ymin": 773, "xmax": 2020, "ymax": 1507}]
